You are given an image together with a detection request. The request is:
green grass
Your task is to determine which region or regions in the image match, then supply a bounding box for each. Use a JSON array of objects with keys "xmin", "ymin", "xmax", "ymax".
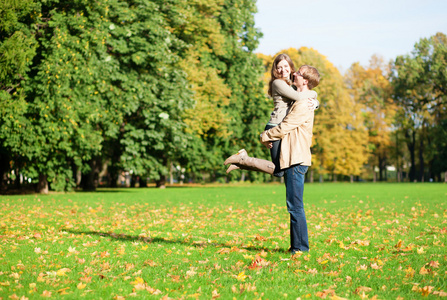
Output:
[{"xmin": 0, "ymin": 183, "xmax": 446, "ymax": 299}]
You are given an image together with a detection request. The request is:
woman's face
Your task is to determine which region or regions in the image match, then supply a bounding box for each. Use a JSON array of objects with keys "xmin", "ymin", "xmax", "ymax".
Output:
[{"xmin": 276, "ymin": 59, "xmax": 291, "ymax": 80}]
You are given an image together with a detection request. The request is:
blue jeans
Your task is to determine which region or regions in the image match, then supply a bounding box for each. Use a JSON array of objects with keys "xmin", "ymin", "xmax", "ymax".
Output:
[
  {"xmin": 264, "ymin": 124, "xmax": 284, "ymax": 177},
  {"xmin": 284, "ymin": 164, "xmax": 309, "ymax": 252}
]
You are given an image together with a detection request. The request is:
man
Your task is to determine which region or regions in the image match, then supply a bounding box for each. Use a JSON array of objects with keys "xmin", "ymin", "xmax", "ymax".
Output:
[{"xmin": 260, "ymin": 65, "xmax": 320, "ymax": 254}]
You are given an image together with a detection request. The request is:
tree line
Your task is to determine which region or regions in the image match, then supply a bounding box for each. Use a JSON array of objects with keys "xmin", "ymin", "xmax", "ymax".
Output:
[{"xmin": 1, "ymin": 0, "xmax": 446, "ymax": 193}]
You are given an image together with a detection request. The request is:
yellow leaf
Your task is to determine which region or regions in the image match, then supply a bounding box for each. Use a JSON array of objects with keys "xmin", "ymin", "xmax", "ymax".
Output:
[
  {"xmin": 330, "ymin": 296, "xmax": 349, "ymax": 300},
  {"xmin": 187, "ymin": 293, "xmax": 201, "ymax": 298},
  {"xmin": 419, "ymin": 266, "xmax": 430, "ymax": 275},
  {"xmin": 421, "ymin": 286, "xmax": 434, "ymax": 296},
  {"xmin": 56, "ymin": 268, "xmax": 71, "ymax": 276},
  {"xmin": 77, "ymin": 282, "xmax": 86, "ymax": 289},
  {"xmin": 236, "ymin": 272, "xmax": 247, "ymax": 281},
  {"xmin": 130, "ymin": 277, "xmax": 145, "ymax": 285},
  {"xmin": 57, "ymin": 287, "xmax": 70, "ymax": 294}
]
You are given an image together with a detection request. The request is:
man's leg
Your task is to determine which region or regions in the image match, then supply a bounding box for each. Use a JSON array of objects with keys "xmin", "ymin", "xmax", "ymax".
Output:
[{"xmin": 284, "ymin": 164, "xmax": 309, "ymax": 253}]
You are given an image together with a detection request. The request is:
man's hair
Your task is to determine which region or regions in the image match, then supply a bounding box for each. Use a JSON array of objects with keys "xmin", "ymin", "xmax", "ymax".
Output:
[
  {"xmin": 268, "ymin": 53, "xmax": 296, "ymax": 96},
  {"xmin": 300, "ymin": 65, "xmax": 320, "ymax": 90}
]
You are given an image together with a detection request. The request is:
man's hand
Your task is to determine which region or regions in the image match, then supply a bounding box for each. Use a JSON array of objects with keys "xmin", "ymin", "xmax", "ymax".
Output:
[
  {"xmin": 262, "ymin": 141, "xmax": 273, "ymax": 149},
  {"xmin": 260, "ymin": 132, "xmax": 273, "ymax": 149},
  {"xmin": 308, "ymin": 98, "xmax": 319, "ymax": 110}
]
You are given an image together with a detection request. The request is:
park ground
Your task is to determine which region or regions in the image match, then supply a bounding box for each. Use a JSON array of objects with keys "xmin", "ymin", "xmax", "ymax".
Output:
[{"xmin": 0, "ymin": 182, "xmax": 446, "ymax": 299}]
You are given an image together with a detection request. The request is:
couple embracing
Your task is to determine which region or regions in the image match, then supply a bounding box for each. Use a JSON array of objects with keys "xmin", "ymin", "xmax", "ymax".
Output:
[{"xmin": 224, "ymin": 54, "xmax": 320, "ymax": 254}]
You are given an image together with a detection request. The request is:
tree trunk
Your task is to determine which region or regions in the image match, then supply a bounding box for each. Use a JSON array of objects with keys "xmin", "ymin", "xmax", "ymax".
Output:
[
  {"xmin": 108, "ymin": 166, "xmax": 119, "ymax": 188},
  {"xmin": 0, "ymin": 153, "xmax": 9, "ymax": 193},
  {"xmin": 36, "ymin": 174, "xmax": 49, "ymax": 194},
  {"xmin": 405, "ymin": 129, "xmax": 416, "ymax": 182},
  {"xmin": 419, "ymin": 134, "xmax": 425, "ymax": 182},
  {"xmin": 156, "ymin": 174, "xmax": 166, "ymax": 188},
  {"xmin": 169, "ymin": 162, "xmax": 174, "ymax": 185},
  {"xmin": 378, "ymin": 156, "xmax": 384, "ymax": 181},
  {"xmin": 139, "ymin": 176, "xmax": 147, "ymax": 188},
  {"xmin": 350, "ymin": 175, "xmax": 354, "ymax": 183},
  {"xmin": 82, "ymin": 157, "xmax": 101, "ymax": 191},
  {"xmin": 71, "ymin": 162, "xmax": 82, "ymax": 189},
  {"xmin": 310, "ymin": 169, "xmax": 314, "ymax": 183},
  {"xmin": 395, "ymin": 130, "xmax": 400, "ymax": 182}
]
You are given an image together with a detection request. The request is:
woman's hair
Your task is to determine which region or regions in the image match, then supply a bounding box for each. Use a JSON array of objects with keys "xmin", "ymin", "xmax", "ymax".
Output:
[
  {"xmin": 299, "ymin": 65, "xmax": 320, "ymax": 90},
  {"xmin": 268, "ymin": 54, "xmax": 296, "ymax": 97}
]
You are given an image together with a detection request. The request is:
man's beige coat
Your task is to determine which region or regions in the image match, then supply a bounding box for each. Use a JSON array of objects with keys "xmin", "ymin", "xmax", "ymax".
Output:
[{"xmin": 260, "ymin": 99, "xmax": 314, "ymax": 168}]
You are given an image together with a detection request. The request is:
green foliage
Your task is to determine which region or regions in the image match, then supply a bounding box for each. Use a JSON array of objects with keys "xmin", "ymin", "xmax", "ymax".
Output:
[
  {"xmin": 1, "ymin": 0, "xmax": 267, "ymax": 191},
  {"xmin": 0, "ymin": 0, "xmax": 39, "ymax": 189},
  {"xmin": 391, "ymin": 32, "xmax": 447, "ymax": 181}
]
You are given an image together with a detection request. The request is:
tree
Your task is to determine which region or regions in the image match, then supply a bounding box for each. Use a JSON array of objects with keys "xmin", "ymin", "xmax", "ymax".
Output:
[
  {"xmin": 1, "ymin": 0, "xmax": 194, "ymax": 192},
  {"xmin": 0, "ymin": 0, "xmax": 39, "ymax": 191},
  {"xmin": 158, "ymin": 0, "xmax": 268, "ymax": 183},
  {"xmin": 391, "ymin": 32, "xmax": 447, "ymax": 181},
  {"xmin": 345, "ymin": 56, "xmax": 396, "ymax": 181},
  {"xmin": 217, "ymin": 0, "xmax": 269, "ymax": 182}
]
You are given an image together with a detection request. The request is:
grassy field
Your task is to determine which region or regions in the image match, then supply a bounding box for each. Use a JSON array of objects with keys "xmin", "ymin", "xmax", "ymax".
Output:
[{"xmin": 0, "ymin": 182, "xmax": 446, "ymax": 299}]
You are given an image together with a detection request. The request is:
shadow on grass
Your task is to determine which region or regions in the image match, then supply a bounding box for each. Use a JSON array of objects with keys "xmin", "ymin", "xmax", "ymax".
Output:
[{"xmin": 66, "ymin": 229, "xmax": 288, "ymax": 254}]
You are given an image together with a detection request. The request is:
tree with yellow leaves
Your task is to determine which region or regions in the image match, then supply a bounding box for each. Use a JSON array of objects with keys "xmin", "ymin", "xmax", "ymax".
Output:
[{"xmin": 345, "ymin": 55, "xmax": 396, "ymax": 181}]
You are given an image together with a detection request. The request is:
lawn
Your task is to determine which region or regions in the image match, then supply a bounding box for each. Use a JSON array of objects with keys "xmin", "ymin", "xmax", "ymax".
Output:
[{"xmin": 0, "ymin": 182, "xmax": 446, "ymax": 299}]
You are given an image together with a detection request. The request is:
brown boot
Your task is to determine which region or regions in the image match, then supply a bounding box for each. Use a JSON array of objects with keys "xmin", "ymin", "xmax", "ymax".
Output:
[
  {"xmin": 224, "ymin": 150, "xmax": 275, "ymax": 175},
  {"xmin": 224, "ymin": 149, "xmax": 248, "ymax": 165},
  {"xmin": 226, "ymin": 164, "xmax": 240, "ymax": 174}
]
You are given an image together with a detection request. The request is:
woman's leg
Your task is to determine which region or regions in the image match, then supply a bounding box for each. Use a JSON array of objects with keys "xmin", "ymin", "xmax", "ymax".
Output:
[
  {"xmin": 224, "ymin": 149, "xmax": 275, "ymax": 175},
  {"xmin": 265, "ymin": 125, "xmax": 284, "ymax": 177}
]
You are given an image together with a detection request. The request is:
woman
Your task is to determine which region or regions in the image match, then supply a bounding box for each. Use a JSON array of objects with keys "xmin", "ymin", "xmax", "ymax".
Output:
[{"xmin": 224, "ymin": 54, "xmax": 318, "ymax": 176}]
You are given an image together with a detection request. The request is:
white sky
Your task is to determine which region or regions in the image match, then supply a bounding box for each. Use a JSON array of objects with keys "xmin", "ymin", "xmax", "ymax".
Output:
[{"xmin": 254, "ymin": 0, "xmax": 447, "ymax": 73}]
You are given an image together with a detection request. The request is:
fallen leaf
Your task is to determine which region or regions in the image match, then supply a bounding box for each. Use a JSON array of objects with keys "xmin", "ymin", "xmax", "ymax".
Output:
[
  {"xmin": 421, "ymin": 286, "xmax": 434, "ymax": 296},
  {"xmin": 212, "ymin": 289, "xmax": 220, "ymax": 298},
  {"xmin": 417, "ymin": 247, "xmax": 425, "ymax": 254},
  {"xmin": 429, "ymin": 261, "xmax": 440, "ymax": 268},
  {"xmin": 355, "ymin": 286, "xmax": 372, "ymax": 294},
  {"xmin": 56, "ymin": 268, "xmax": 71, "ymax": 276},
  {"xmin": 42, "ymin": 290, "xmax": 52, "ymax": 297},
  {"xmin": 77, "ymin": 282, "xmax": 86, "ymax": 289},
  {"xmin": 419, "ymin": 266, "xmax": 430, "ymax": 275},
  {"xmin": 236, "ymin": 272, "xmax": 248, "ymax": 281}
]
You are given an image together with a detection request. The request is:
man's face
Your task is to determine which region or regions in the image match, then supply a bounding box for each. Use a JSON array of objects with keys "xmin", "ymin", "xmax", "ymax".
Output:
[{"xmin": 293, "ymin": 68, "xmax": 305, "ymax": 88}]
